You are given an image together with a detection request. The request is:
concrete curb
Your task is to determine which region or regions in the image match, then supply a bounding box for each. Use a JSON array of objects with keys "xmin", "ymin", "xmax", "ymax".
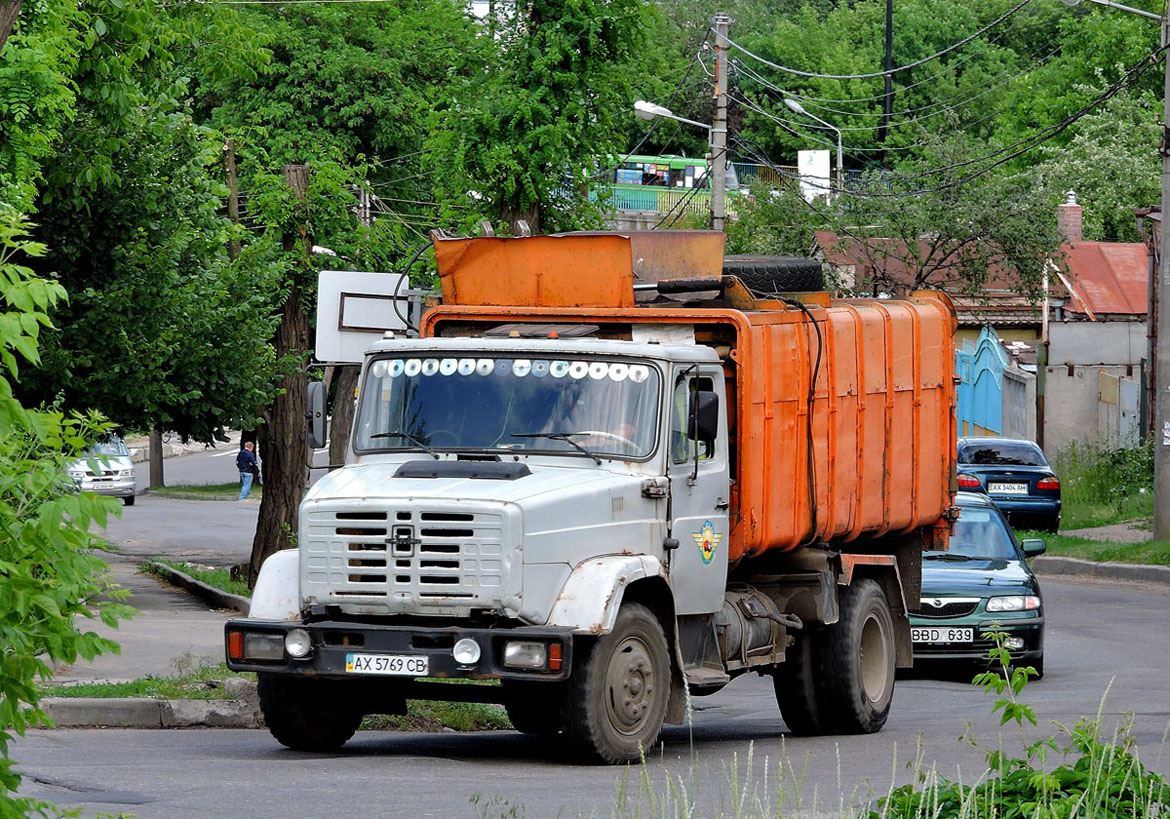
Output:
[
  {"xmin": 144, "ymin": 560, "xmax": 250, "ymax": 614},
  {"xmin": 1032, "ymin": 555, "xmax": 1170, "ymax": 585},
  {"xmin": 41, "ymin": 697, "xmax": 262, "ymax": 729}
]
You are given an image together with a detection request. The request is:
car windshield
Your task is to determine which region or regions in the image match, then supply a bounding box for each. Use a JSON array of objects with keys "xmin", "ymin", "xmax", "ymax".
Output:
[
  {"xmin": 87, "ymin": 439, "xmax": 129, "ymax": 457},
  {"xmin": 934, "ymin": 507, "xmax": 1018, "ymax": 560},
  {"xmin": 958, "ymin": 441, "xmax": 1047, "ymax": 466},
  {"xmin": 353, "ymin": 355, "xmax": 661, "ymax": 459}
]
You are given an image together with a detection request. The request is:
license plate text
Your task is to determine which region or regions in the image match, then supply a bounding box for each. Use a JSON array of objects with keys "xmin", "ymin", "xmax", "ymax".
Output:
[{"xmin": 345, "ymin": 653, "xmax": 428, "ymax": 676}]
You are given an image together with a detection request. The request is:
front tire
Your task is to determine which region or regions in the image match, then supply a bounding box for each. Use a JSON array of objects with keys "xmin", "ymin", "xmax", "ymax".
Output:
[
  {"xmin": 772, "ymin": 626, "xmax": 830, "ymax": 735},
  {"xmin": 815, "ymin": 579, "xmax": 897, "ymax": 734},
  {"xmin": 503, "ymin": 681, "xmax": 563, "ymax": 735},
  {"xmin": 123, "ymin": 494, "xmax": 135, "ymax": 506},
  {"xmin": 561, "ymin": 603, "xmax": 670, "ymax": 763},
  {"xmin": 258, "ymin": 673, "xmax": 363, "ymax": 751}
]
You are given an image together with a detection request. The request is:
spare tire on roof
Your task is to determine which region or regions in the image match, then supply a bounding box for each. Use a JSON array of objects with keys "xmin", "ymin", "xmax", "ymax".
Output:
[{"xmin": 722, "ymin": 254, "xmax": 824, "ymax": 294}]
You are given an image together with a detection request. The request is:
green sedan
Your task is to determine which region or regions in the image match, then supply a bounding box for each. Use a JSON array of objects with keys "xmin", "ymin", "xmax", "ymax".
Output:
[{"xmin": 910, "ymin": 491, "xmax": 1046, "ymax": 677}]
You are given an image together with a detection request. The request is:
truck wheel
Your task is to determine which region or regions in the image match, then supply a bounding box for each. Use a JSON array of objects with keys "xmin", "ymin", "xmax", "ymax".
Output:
[
  {"xmin": 258, "ymin": 673, "xmax": 363, "ymax": 751},
  {"xmin": 502, "ymin": 682, "xmax": 563, "ymax": 735},
  {"xmin": 816, "ymin": 579, "xmax": 896, "ymax": 734},
  {"xmin": 561, "ymin": 603, "xmax": 670, "ymax": 763},
  {"xmin": 772, "ymin": 626, "xmax": 828, "ymax": 735},
  {"xmin": 722, "ymin": 255, "xmax": 824, "ymax": 295}
]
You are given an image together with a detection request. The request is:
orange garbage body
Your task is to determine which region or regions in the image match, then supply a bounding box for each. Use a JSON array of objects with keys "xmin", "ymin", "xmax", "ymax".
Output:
[{"xmin": 426, "ymin": 233, "xmax": 956, "ymax": 565}]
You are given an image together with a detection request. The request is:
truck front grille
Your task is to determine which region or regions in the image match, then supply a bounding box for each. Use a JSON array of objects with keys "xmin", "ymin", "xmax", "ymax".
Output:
[{"xmin": 301, "ymin": 504, "xmax": 516, "ymax": 614}]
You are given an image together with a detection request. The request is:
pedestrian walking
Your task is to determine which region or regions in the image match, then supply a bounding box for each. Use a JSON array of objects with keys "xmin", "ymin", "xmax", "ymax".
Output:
[{"xmin": 236, "ymin": 441, "xmax": 261, "ymax": 500}]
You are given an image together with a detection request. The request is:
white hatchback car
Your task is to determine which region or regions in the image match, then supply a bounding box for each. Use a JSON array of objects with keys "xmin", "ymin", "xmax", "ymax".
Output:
[{"xmin": 68, "ymin": 436, "xmax": 138, "ymax": 506}]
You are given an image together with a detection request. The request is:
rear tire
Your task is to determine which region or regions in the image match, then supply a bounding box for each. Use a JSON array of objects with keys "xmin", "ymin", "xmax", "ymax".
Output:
[
  {"xmin": 722, "ymin": 255, "xmax": 824, "ymax": 294},
  {"xmin": 815, "ymin": 579, "xmax": 897, "ymax": 734},
  {"xmin": 258, "ymin": 673, "xmax": 363, "ymax": 751},
  {"xmin": 561, "ymin": 603, "xmax": 670, "ymax": 763}
]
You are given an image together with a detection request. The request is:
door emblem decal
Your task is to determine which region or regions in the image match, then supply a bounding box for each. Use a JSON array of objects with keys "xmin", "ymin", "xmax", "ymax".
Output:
[{"xmin": 692, "ymin": 520, "xmax": 723, "ymax": 565}]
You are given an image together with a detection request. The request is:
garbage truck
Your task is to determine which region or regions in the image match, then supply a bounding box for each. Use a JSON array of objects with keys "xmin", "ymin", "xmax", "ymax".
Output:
[{"xmin": 225, "ymin": 230, "xmax": 957, "ymax": 763}]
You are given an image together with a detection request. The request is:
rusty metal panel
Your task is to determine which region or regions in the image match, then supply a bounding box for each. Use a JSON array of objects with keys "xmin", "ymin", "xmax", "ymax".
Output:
[
  {"xmin": 433, "ymin": 234, "xmax": 635, "ymax": 308},
  {"xmin": 622, "ymin": 230, "xmax": 726, "ymax": 283}
]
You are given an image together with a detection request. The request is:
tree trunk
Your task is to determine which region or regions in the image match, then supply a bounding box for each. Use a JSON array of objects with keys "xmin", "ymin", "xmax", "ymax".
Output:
[
  {"xmin": 248, "ymin": 281, "xmax": 311, "ymax": 586},
  {"xmin": 149, "ymin": 427, "xmax": 165, "ymax": 488},
  {"xmin": 328, "ymin": 365, "xmax": 359, "ymax": 468},
  {"xmin": 500, "ymin": 203, "xmax": 540, "ymax": 236},
  {"xmin": 248, "ymin": 164, "xmax": 312, "ymax": 588},
  {"xmin": 0, "ymin": 0, "xmax": 22, "ymax": 54}
]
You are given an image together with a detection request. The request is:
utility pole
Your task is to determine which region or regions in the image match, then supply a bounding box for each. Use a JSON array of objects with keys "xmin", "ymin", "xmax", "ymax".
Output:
[
  {"xmin": 879, "ymin": 0, "xmax": 894, "ymax": 159},
  {"xmin": 710, "ymin": 12, "xmax": 730, "ymax": 233},
  {"xmin": 1154, "ymin": 14, "xmax": 1170, "ymax": 539}
]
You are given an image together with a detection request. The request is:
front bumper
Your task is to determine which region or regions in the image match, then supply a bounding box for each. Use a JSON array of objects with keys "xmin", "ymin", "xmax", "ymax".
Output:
[
  {"xmin": 75, "ymin": 476, "xmax": 136, "ymax": 498},
  {"xmin": 224, "ymin": 619, "xmax": 575, "ymax": 682},
  {"xmin": 911, "ymin": 616, "xmax": 1043, "ymax": 663}
]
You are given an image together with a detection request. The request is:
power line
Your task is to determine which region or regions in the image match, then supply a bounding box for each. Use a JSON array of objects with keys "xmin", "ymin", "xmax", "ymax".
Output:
[{"xmin": 726, "ymin": 0, "xmax": 1037, "ymax": 81}]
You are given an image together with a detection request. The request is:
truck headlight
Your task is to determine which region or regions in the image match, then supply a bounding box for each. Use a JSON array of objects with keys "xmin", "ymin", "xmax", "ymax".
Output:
[
  {"xmin": 242, "ymin": 632, "xmax": 285, "ymax": 661},
  {"xmin": 453, "ymin": 638, "xmax": 481, "ymax": 665},
  {"xmin": 503, "ymin": 641, "xmax": 548, "ymax": 669},
  {"xmin": 284, "ymin": 628, "xmax": 312, "ymax": 658},
  {"xmin": 986, "ymin": 595, "xmax": 1040, "ymax": 612}
]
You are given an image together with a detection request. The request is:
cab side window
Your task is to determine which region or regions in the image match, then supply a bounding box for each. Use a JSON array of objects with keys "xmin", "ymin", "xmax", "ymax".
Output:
[{"xmin": 670, "ymin": 375, "xmax": 714, "ymax": 464}]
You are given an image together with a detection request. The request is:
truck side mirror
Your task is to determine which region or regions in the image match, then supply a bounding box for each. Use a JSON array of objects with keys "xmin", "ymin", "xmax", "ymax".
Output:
[
  {"xmin": 307, "ymin": 381, "xmax": 328, "ymax": 450},
  {"xmin": 688, "ymin": 391, "xmax": 719, "ymax": 442}
]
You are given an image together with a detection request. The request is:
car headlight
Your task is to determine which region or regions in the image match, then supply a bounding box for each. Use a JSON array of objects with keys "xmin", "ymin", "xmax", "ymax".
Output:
[{"xmin": 986, "ymin": 595, "xmax": 1041, "ymax": 612}]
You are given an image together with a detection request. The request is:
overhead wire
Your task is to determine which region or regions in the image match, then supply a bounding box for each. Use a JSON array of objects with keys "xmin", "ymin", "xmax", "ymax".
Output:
[{"xmin": 726, "ymin": 0, "xmax": 1038, "ymax": 81}]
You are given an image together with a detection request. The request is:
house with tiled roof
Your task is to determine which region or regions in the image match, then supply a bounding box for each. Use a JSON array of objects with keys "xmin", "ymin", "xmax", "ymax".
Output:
[{"xmin": 813, "ymin": 192, "xmax": 1151, "ymax": 453}]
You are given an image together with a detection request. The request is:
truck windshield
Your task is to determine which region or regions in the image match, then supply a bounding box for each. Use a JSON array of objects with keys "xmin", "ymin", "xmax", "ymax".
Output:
[{"xmin": 353, "ymin": 356, "xmax": 661, "ymax": 459}]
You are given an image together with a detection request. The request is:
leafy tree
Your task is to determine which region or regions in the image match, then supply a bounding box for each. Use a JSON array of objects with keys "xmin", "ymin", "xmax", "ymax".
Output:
[
  {"xmin": 0, "ymin": 210, "xmax": 132, "ymax": 817},
  {"xmin": 1028, "ymin": 88, "xmax": 1160, "ymax": 243},
  {"xmin": 426, "ymin": 0, "xmax": 649, "ymax": 233},
  {"xmin": 730, "ymin": 130, "xmax": 1060, "ymax": 298}
]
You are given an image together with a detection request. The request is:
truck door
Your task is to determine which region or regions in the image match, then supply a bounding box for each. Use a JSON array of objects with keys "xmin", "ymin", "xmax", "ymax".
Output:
[{"xmin": 667, "ymin": 365, "xmax": 730, "ymax": 615}]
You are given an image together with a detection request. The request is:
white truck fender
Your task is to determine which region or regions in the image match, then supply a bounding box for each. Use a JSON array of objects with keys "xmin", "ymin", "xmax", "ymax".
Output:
[
  {"xmin": 546, "ymin": 555, "xmax": 668, "ymax": 634},
  {"xmin": 248, "ymin": 549, "xmax": 300, "ymax": 621}
]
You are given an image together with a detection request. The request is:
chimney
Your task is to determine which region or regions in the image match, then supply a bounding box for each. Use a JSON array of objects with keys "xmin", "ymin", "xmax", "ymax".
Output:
[{"xmin": 1058, "ymin": 190, "xmax": 1083, "ymax": 244}]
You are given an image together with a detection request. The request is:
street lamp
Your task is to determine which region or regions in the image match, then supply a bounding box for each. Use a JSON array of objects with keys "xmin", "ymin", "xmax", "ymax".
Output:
[
  {"xmin": 632, "ymin": 99, "xmax": 727, "ymax": 230},
  {"xmin": 1059, "ymin": 0, "xmax": 1170, "ymax": 539},
  {"xmin": 633, "ymin": 100, "xmax": 711, "ymax": 133},
  {"xmin": 784, "ymin": 97, "xmax": 844, "ymax": 198}
]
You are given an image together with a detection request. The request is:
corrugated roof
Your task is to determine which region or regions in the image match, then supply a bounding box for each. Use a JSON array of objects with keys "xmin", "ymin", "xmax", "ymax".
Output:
[{"xmin": 1061, "ymin": 242, "xmax": 1149, "ymax": 316}]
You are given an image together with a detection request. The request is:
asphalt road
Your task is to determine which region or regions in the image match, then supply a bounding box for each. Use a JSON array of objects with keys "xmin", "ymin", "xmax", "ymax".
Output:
[{"xmin": 14, "ymin": 574, "xmax": 1170, "ymax": 819}]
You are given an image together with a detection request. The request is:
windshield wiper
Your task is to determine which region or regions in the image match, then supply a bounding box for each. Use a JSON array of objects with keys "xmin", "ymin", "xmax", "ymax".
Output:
[
  {"xmin": 924, "ymin": 552, "xmax": 975, "ymax": 562},
  {"xmin": 509, "ymin": 432, "xmax": 603, "ymax": 465},
  {"xmin": 368, "ymin": 430, "xmax": 440, "ymax": 460}
]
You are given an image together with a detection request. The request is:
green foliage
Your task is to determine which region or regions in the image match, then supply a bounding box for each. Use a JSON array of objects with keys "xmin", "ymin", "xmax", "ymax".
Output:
[
  {"xmin": 426, "ymin": 0, "xmax": 649, "ymax": 233},
  {"xmin": 0, "ymin": 210, "xmax": 132, "ymax": 814},
  {"xmin": 1027, "ymin": 532, "xmax": 1170, "ymax": 565},
  {"xmin": 1028, "ymin": 89, "xmax": 1160, "ymax": 242},
  {"xmin": 145, "ymin": 560, "xmax": 251, "ymax": 599},
  {"xmin": 1053, "ymin": 441, "xmax": 1153, "ymax": 528},
  {"xmin": 877, "ymin": 633, "xmax": 1170, "ymax": 819}
]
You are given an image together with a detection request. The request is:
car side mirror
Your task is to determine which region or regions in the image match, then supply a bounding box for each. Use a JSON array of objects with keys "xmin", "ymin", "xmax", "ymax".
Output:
[
  {"xmin": 1020, "ymin": 538, "xmax": 1046, "ymax": 558},
  {"xmin": 688, "ymin": 391, "xmax": 719, "ymax": 442},
  {"xmin": 307, "ymin": 380, "xmax": 328, "ymax": 450}
]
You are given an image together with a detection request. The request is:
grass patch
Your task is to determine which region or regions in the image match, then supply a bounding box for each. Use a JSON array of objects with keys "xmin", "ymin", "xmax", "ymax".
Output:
[
  {"xmin": 149, "ymin": 482, "xmax": 260, "ymax": 500},
  {"xmin": 145, "ymin": 559, "xmax": 251, "ymax": 598},
  {"xmin": 1020, "ymin": 531, "xmax": 1170, "ymax": 565},
  {"xmin": 362, "ymin": 701, "xmax": 510, "ymax": 732},
  {"xmin": 39, "ymin": 663, "xmax": 253, "ymax": 700},
  {"xmin": 1053, "ymin": 441, "xmax": 1153, "ymax": 528}
]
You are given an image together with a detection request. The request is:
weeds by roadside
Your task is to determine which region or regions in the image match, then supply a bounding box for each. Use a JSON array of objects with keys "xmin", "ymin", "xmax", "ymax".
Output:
[
  {"xmin": 148, "ymin": 482, "xmax": 261, "ymax": 500},
  {"xmin": 1054, "ymin": 441, "xmax": 1153, "ymax": 529},
  {"xmin": 143, "ymin": 559, "xmax": 251, "ymax": 598}
]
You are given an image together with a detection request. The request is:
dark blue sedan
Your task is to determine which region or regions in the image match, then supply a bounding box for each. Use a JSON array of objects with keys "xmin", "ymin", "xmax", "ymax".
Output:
[{"xmin": 956, "ymin": 437, "xmax": 1061, "ymax": 532}]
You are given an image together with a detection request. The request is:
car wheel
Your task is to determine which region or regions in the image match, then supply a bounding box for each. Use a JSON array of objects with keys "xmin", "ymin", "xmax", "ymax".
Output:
[{"xmin": 123, "ymin": 494, "xmax": 135, "ymax": 507}]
